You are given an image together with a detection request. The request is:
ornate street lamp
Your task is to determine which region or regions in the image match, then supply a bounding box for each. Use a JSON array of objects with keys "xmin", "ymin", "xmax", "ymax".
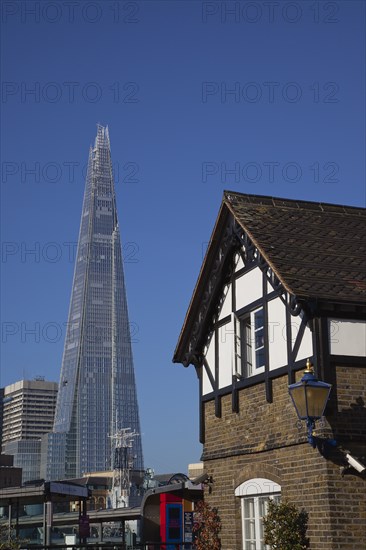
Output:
[{"xmin": 288, "ymin": 359, "xmax": 332, "ymax": 447}]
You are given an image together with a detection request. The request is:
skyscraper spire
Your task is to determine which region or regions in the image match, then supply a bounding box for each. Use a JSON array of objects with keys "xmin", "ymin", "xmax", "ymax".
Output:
[{"xmin": 45, "ymin": 125, "xmax": 143, "ymax": 480}]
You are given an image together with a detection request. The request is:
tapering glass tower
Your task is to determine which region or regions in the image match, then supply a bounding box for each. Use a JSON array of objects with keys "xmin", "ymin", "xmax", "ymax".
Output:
[{"xmin": 47, "ymin": 125, "xmax": 143, "ymax": 479}]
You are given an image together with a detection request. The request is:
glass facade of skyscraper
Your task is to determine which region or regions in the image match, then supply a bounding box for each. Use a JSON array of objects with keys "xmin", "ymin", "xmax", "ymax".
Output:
[{"xmin": 48, "ymin": 125, "xmax": 143, "ymax": 479}]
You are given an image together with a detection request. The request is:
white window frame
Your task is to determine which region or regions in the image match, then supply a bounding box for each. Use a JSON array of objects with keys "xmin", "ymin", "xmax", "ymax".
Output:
[
  {"xmin": 233, "ymin": 307, "xmax": 265, "ymax": 378},
  {"xmin": 235, "ymin": 478, "xmax": 281, "ymax": 550}
]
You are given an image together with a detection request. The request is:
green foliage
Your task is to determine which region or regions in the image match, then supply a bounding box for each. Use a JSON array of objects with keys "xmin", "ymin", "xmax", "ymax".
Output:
[
  {"xmin": 192, "ymin": 500, "xmax": 221, "ymax": 550},
  {"xmin": 263, "ymin": 499, "xmax": 309, "ymax": 550},
  {"xmin": 0, "ymin": 524, "xmax": 21, "ymax": 549}
]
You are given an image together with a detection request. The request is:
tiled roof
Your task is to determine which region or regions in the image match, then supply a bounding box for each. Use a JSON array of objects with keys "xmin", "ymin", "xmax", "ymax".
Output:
[{"xmin": 224, "ymin": 192, "xmax": 366, "ymax": 303}]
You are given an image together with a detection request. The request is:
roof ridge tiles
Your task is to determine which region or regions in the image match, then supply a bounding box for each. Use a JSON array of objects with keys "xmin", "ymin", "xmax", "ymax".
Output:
[{"xmin": 224, "ymin": 190, "xmax": 366, "ymax": 215}]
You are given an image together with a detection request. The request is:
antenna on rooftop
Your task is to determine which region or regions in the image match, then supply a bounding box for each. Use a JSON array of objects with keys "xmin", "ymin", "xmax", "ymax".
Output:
[{"xmin": 109, "ymin": 428, "xmax": 139, "ymax": 508}]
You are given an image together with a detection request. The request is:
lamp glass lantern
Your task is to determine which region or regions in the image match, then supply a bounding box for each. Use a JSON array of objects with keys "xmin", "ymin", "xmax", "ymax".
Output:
[{"xmin": 288, "ymin": 359, "xmax": 332, "ymax": 446}]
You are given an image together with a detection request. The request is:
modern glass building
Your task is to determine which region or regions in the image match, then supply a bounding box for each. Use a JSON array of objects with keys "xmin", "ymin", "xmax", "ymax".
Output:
[{"xmin": 46, "ymin": 125, "xmax": 143, "ymax": 480}]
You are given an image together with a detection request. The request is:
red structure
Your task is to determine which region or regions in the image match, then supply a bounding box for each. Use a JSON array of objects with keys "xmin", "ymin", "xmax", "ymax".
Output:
[{"xmin": 160, "ymin": 493, "xmax": 183, "ymax": 548}]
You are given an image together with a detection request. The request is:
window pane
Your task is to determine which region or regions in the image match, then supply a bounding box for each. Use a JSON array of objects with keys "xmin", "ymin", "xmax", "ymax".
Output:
[
  {"xmin": 255, "ymin": 329, "xmax": 264, "ymax": 349},
  {"xmin": 258, "ymin": 496, "xmax": 268, "ymax": 517},
  {"xmin": 244, "ymin": 321, "xmax": 253, "ymax": 376},
  {"xmin": 243, "ymin": 498, "xmax": 256, "ymax": 549},
  {"xmin": 242, "ymin": 493, "xmax": 281, "ymax": 550},
  {"xmin": 244, "ymin": 519, "xmax": 256, "ymax": 541},
  {"xmin": 256, "ymin": 348, "xmax": 265, "ymax": 369},
  {"xmin": 244, "ymin": 497, "xmax": 255, "ymax": 517},
  {"xmin": 254, "ymin": 309, "xmax": 264, "ymax": 329},
  {"xmin": 253, "ymin": 308, "xmax": 264, "ymax": 371},
  {"xmin": 240, "ymin": 307, "xmax": 265, "ymax": 378}
]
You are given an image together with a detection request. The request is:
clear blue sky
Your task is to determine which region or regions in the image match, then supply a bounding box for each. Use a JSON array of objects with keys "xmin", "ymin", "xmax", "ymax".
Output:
[{"xmin": 1, "ymin": 0, "xmax": 365, "ymax": 474}]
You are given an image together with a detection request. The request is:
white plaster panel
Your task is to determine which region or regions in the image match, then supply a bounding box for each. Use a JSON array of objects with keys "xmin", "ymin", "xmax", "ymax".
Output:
[
  {"xmin": 267, "ymin": 280, "xmax": 275, "ymax": 293},
  {"xmin": 218, "ymin": 284, "xmax": 232, "ymax": 320},
  {"xmin": 268, "ymin": 297, "xmax": 287, "ymax": 371},
  {"xmin": 202, "ymin": 367, "xmax": 212, "ymax": 396},
  {"xmin": 235, "ymin": 253, "xmax": 245, "ymax": 272},
  {"xmin": 235, "ymin": 267, "xmax": 263, "ymax": 310},
  {"xmin": 266, "ymin": 273, "xmax": 277, "ymax": 294},
  {"xmin": 218, "ymin": 321, "xmax": 233, "ymax": 389},
  {"xmin": 291, "ymin": 314, "xmax": 313, "ymax": 362},
  {"xmin": 203, "ymin": 332, "xmax": 215, "ymax": 395},
  {"xmin": 329, "ymin": 319, "xmax": 366, "ymax": 357}
]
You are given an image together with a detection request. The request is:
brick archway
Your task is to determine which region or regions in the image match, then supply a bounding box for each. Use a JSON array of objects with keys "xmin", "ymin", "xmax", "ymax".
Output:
[{"xmin": 234, "ymin": 462, "xmax": 282, "ymax": 491}]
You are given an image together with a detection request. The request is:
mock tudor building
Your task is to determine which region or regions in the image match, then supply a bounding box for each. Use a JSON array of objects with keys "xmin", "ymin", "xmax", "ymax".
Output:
[{"xmin": 173, "ymin": 192, "xmax": 366, "ymax": 550}]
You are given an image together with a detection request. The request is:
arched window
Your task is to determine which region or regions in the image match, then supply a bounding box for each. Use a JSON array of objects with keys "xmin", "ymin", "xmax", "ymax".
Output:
[{"xmin": 235, "ymin": 478, "xmax": 281, "ymax": 550}]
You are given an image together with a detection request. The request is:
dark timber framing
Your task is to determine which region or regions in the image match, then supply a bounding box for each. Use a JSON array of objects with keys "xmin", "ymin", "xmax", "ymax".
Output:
[
  {"xmin": 188, "ymin": 218, "xmax": 323, "ymax": 443},
  {"xmin": 173, "ymin": 194, "xmax": 366, "ymax": 445}
]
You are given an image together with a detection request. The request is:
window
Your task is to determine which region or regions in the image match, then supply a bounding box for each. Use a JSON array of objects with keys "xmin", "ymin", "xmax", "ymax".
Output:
[
  {"xmin": 234, "ymin": 307, "xmax": 265, "ymax": 378},
  {"xmin": 165, "ymin": 504, "xmax": 183, "ymax": 543},
  {"xmin": 235, "ymin": 478, "xmax": 281, "ymax": 550}
]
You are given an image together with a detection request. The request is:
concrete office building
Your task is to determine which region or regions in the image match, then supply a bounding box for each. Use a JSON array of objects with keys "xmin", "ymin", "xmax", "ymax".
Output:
[{"xmin": 1, "ymin": 378, "xmax": 58, "ymax": 483}]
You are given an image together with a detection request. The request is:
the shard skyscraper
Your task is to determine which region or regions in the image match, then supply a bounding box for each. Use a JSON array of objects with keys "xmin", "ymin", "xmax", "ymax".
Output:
[{"xmin": 45, "ymin": 125, "xmax": 143, "ymax": 480}]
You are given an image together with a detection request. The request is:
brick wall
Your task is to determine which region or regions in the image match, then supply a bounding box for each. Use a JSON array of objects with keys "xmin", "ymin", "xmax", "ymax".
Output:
[{"xmin": 201, "ymin": 366, "xmax": 366, "ymax": 550}]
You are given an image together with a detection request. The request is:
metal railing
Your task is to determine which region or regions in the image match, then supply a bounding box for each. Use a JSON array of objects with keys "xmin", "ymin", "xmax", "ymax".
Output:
[{"xmin": 19, "ymin": 544, "xmax": 195, "ymax": 550}]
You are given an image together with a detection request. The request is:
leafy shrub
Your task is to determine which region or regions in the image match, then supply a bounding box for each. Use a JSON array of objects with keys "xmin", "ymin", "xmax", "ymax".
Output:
[
  {"xmin": 192, "ymin": 500, "xmax": 221, "ymax": 550},
  {"xmin": 263, "ymin": 499, "xmax": 309, "ymax": 550},
  {"xmin": 0, "ymin": 524, "xmax": 21, "ymax": 549}
]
